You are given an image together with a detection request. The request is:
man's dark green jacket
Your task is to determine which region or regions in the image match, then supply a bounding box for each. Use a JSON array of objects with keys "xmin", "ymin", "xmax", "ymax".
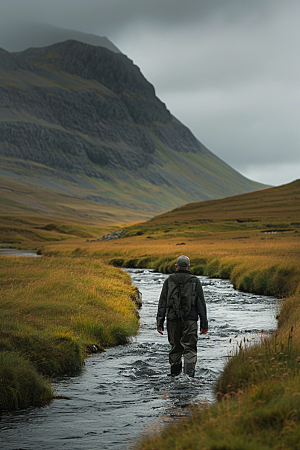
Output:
[{"xmin": 156, "ymin": 270, "xmax": 208, "ymax": 330}]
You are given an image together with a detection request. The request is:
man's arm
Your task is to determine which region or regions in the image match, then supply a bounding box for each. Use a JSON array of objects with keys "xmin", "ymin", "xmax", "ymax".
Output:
[
  {"xmin": 195, "ymin": 279, "xmax": 208, "ymax": 332},
  {"xmin": 156, "ymin": 279, "xmax": 168, "ymax": 334}
]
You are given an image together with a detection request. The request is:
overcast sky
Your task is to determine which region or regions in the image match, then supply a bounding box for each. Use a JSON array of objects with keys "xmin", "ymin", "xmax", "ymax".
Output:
[{"xmin": 1, "ymin": 0, "xmax": 300, "ymax": 186}]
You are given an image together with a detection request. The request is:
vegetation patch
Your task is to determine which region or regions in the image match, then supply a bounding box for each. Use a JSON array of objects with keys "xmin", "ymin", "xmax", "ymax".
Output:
[
  {"xmin": 1, "ymin": 179, "xmax": 300, "ymax": 446},
  {"xmin": 0, "ymin": 255, "xmax": 139, "ymax": 410},
  {"xmin": 137, "ymin": 299, "xmax": 300, "ymax": 449},
  {"xmin": 137, "ymin": 369, "xmax": 300, "ymax": 450},
  {"xmin": 0, "ymin": 352, "xmax": 52, "ymax": 411}
]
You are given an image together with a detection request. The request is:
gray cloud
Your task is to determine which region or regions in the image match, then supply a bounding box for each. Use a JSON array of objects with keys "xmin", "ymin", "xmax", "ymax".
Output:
[
  {"xmin": 116, "ymin": 1, "xmax": 300, "ymax": 185},
  {"xmin": 0, "ymin": 0, "xmax": 299, "ymax": 186},
  {"xmin": 0, "ymin": 0, "xmax": 285, "ymax": 49},
  {"xmin": 0, "ymin": 0, "xmax": 280, "ymax": 30}
]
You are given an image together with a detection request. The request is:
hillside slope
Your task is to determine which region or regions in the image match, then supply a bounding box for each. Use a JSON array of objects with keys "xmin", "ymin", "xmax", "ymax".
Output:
[
  {"xmin": 126, "ymin": 179, "xmax": 300, "ymax": 236},
  {"xmin": 0, "ymin": 40, "xmax": 265, "ymax": 220}
]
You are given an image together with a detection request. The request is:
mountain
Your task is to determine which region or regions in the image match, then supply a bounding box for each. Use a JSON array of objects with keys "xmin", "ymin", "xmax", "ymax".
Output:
[
  {"xmin": 0, "ymin": 40, "xmax": 266, "ymax": 221},
  {"xmin": 0, "ymin": 24, "xmax": 121, "ymax": 53}
]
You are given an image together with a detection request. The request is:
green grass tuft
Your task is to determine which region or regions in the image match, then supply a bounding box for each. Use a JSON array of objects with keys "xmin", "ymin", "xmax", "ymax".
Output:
[{"xmin": 0, "ymin": 352, "xmax": 53, "ymax": 411}]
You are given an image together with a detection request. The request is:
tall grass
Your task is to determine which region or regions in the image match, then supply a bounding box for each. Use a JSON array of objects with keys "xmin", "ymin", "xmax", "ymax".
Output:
[
  {"xmin": 1, "ymin": 179, "xmax": 299, "ymax": 437},
  {"xmin": 136, "ymin": 298, "xmax": 300, "ymax": 449},
  {"xmin": 137, "ymin": 371, "xmax": 300, "ymax": 450},
  {"xmin": 135, "ymin": 276, "xmax": 300, "ymax": 448},
  {"xmin": 103, "ymin": 185, "xmax": 300, "ymax": 448},
  {"xmin": 0, "ymin": 352, "xmax": 52, "ymax": 410},
  {"xmin": 0, "ymin": 255, "xmax": 140, "ymax": 410},
  {"xmin": 44, "ymin": 238, "xmax": 300, "ymax": 448}
]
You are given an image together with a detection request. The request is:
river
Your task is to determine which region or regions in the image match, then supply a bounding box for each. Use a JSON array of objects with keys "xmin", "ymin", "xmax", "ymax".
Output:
[
  {"xmin": 0, "ymin": 269, "xmax": 278, "ymax": 450},
  {"xmin": 0, "ymin": 248, "xmax": 41, "ymax": 257}
]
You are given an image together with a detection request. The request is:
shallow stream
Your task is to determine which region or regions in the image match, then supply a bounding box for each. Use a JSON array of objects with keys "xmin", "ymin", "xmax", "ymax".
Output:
[
  {"xmin": 0, "ymin": 269, "xmax": 278, "ymax": 450},
  {"xmin": 0, "ymin": 248, "xmax": 41, "ymax": 257}
]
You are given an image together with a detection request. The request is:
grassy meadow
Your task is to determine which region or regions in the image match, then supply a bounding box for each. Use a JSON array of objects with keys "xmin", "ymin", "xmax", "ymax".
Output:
[
  {"xmin": 0, "ymin": 256, "xmax": 139, "ymax": 410},
  {"xmin": 1, "ymin": 179, "xmax": 300, "ymax": 448},
  {"xmin": 37, "ymin": 180, "xmax": 300, "ymax": 301}
]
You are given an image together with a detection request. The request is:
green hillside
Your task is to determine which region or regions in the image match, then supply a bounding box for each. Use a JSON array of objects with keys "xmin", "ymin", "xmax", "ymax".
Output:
[{"xmin": 0, "ymin": 40, "xmax": 265, "ymax": 220}]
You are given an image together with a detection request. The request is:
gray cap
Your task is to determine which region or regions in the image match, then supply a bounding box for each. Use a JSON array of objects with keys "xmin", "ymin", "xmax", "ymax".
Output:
[{"xmin": 176, "ymin": 255, "xmax": 190, "ymax": 268}]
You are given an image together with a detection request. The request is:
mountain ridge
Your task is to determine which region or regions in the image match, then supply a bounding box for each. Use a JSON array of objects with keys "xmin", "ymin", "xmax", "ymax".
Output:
[
  {"xmin": 0, "ymin": 39, "xmax": 266, "ymax": 220},
  {"xmin": 0, "ymin": 24, "xmax": 121, "ymax": 53}
]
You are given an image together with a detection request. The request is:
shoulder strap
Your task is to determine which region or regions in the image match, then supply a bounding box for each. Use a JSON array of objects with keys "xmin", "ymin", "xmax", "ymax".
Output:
[{"xmin": 170, "ymin": 273, "xmax": 179, "ymax": 287}]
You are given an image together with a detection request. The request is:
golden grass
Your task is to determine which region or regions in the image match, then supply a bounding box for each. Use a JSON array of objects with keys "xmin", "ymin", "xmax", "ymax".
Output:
[
  {"xmin": 125, "ymin": 181, "xmax": 300, "ymax": 449},
  {"xmin": 36, "ymin": 231, "xmax": 299, "ymax": 302},
  {"xmin": 0, "ymin": 255, "xmax": 139, "ymax": 410},
  {"xmin": 0, "ymin": 256, "xmax": 139, "ymax": 357},
  {"xmin": 137, "ymin": 367, "xmax": 300, "ymax": 449},
  {"xmin": 34, "ymin": 181, "xmax": 300, "ymax": 284},
  {"xmin": 136, "ymin": 291, "xmax": 300, "ymax": 449},
  {"xmin": 1, "ymin": 178, "xmax": 300, "ymax": 445}
]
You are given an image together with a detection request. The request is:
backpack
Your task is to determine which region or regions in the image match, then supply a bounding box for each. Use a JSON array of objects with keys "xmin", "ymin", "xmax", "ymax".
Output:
[{"xmin": 166, "ymin": 274, "xmax": 197, "ymax": 321}]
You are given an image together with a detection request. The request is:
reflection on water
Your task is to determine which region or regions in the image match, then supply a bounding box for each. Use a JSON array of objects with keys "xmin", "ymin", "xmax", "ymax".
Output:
[{"xmin": 0, "ymin": 269, "xmax": 278, "ymax": 450}]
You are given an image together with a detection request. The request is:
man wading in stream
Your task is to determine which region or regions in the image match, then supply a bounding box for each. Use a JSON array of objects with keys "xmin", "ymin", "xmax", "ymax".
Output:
[{"xmin": 156, "ymin": 255, "xmax": 208, "ymax": 377}]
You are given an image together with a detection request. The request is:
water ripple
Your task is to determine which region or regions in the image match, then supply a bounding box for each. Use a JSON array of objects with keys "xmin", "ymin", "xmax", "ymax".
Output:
[{"xmin": 0, "ymin": 269, "xmax": 278, "ymax": 450}]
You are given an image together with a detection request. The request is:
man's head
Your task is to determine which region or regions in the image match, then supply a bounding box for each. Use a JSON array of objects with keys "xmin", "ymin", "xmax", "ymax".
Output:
[{"xmin": 175, "ymin": 255, "xmax": 190, "ymax": 271}]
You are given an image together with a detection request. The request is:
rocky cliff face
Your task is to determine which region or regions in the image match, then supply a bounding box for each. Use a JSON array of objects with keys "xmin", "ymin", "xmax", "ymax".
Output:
[
  {"xmin": 0, "ymin": 40, "xmax": 264, "ymax": 217},
  {"xmin": 0, "ymin": 41, "xmax": 201, "ymax": 176}
]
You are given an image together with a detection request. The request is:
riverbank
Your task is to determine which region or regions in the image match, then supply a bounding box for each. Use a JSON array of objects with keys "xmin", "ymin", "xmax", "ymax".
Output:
[
  {"xmin": 117, "ymin": 184, "xmax": 300, "ymax": 448},
  {"xmin": 120, "ymin": 260, "xmax": 300, "ymax": 448},
  {"xmin": 5, "ymin": 247, "xmax": 297, "ymax": 447},
  {"xmin": 0, "ymin": 256, "xmax": 140, "ymax": 411},
  {"xmin": 1, "ymin": 180, "xmax": 299, "ymax": 446},
  {"xmin": 38, "ymin": 181, "xmax": 300, "ymax": 299},
  {"xmin": 0, "ymin": 270, "xmax": 277, "ymax": 449},
  {"xmin": 115, "ymin": 252, "xmax": 300, "ymax": 448},
  {"xmin": 137, "ymin": 303, "xmax": 300, "ymax": 449}
]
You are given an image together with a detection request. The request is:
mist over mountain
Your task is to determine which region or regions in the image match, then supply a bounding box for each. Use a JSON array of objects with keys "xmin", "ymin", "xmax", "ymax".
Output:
[
  {"xmin": 0, "ymin": 23, "xmax": 121, "ymax": 53},
  {"xmin": 0, "ymin": 39, "xmax": 265, "ymax": 220}
]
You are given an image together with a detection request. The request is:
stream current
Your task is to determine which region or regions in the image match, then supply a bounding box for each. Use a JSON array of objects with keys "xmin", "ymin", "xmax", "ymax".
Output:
[{"xmin": 0, "ymin": 269, "xmax": 278, "ymax": 450}]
